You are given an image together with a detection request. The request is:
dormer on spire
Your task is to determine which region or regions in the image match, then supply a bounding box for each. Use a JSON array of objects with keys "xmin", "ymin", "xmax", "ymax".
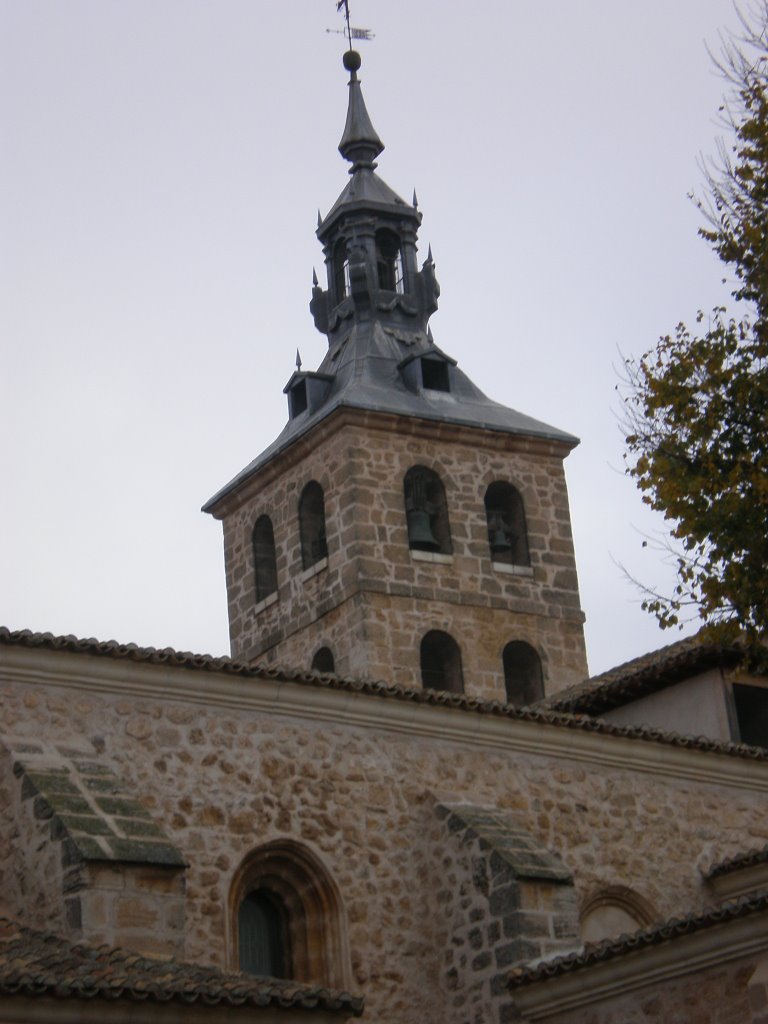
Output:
[{"xmin": 338, "ymin": 50, "xmax": 384, "ymax": 172}]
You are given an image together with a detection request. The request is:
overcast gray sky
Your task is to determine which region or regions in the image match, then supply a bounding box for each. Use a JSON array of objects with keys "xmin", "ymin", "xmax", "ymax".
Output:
[{"xmin": 2, "ymin": 0, "xmax": 744, "ymax": 675}]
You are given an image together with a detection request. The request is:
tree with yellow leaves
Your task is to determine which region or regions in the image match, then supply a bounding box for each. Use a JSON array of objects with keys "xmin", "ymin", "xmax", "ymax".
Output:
[{"xmin": 623, "ymin": 2, "xmax": 768, "ymax": 649}]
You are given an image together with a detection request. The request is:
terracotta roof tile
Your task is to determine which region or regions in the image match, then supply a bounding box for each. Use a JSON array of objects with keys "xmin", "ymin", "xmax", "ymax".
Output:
[
  {"xmin": 540, "ymin": 631, "xmax": 745, "ymax": 716},
  {"xmin": 1, "ymin": 627, "xmax": 766, "ymax": 763},
  {"xmin": 706, "ymin": 844, "xmax": 768, "ymax": 879},
  {"xmin": 0, "ymin": 917, "xmax": 363, "ymax": 1014},
  {"xmin": 507, "ymin": 891, "xmax": 768, "ymax": 990}
]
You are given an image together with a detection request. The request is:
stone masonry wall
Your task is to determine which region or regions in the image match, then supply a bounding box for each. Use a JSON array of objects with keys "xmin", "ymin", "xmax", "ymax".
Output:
[
  {"xmin": 1, "ymin": 667, "xmax": 766, "ymax": 1024},
  {"xmin": 221, "ymin": 416, "xmax": 588, "ymax": 697},
  {"xmin": 0, "ymin": 743, "xmax": 65, "ymax": 934}
]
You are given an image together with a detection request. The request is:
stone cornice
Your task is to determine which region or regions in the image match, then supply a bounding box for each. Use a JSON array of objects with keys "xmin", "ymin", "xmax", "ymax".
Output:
[
  {"xmin": 2, "ymin": 640, "xmax": 768, "ymax": 793},
  {"xmin": 509, "ymin": 896, "xmax": 768, "ymax": 1020},
  {"xmin": 708, "ymin": 862, "xmax": 768, "ymax": 901},
  {"xmin": 205, "ymin": 406, "xmax": 572, "ymax": 519},
  {"xmin": 0, "ymin": 1000, "xmax": 343, "ymax": 1024}
]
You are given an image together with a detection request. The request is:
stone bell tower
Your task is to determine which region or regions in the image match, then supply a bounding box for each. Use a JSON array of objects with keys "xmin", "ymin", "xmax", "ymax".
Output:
[{"xmin": 204, "ymin": 51, "xmax": 588, "ymax": 702}]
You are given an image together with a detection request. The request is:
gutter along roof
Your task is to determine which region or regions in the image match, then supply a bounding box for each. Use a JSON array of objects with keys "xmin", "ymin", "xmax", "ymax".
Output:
[
  {"xmin": 0, "ymin": 917, "xmax": 363, "ymax": 1014},
  {"xmin": 2, "ymin": 627, "xmax": 767, "ymax": 764},
  {"xmin": 507, "ymin": 890, "xmax": 768, "ymax": 990},
  {"xmin": 540, "ymin": 632, "xmax": 746, "ymax": 716}
]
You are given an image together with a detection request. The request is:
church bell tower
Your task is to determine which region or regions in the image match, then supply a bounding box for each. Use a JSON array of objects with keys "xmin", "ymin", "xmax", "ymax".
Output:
[{"xmin": 203, "ymin": 51, "xmax": 588, "ymax": 702}]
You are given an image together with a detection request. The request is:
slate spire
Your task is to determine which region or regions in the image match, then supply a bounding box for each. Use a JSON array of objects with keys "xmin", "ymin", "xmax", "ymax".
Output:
[
  {"xmin": 338, "ymin": 50, "xmax": 384, "ymax": 172},
  {"xmin": 202, "ymin": 35, "xmax": 579, "ymax": 513}
]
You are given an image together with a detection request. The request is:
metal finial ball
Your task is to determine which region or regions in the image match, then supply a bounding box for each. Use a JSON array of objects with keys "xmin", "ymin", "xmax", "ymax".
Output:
[{"xmin": 343, "ymin": 50, "xmax": 361, "ymax": 72}]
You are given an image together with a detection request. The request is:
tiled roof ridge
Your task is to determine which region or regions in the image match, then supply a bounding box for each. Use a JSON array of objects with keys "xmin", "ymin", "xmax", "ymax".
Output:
[
  {"xmin": 1, "ymin": 627, "xmax": 766, "ymax": 763},
  {"xmin": 0, "ymin": 916, "xmax": 363, "ymax": 1013},
  {"xmin": 706, "ymin": 844, "xmax": 768, "ymax": 879},
  {"xmin": 541, "ymin": 631, "xmax": 745, "ymax": 715},
  {"xmin": 507, "ymin": 889, "xmax": 768, "ymax": 990}
]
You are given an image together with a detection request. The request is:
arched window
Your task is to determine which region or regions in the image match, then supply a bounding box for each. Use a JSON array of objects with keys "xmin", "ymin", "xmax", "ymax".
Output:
[
  {"xmin": 421, "ymin": 630, "xmax": 464, "ymax": 694},
  {"xmin": 503, "ymin": 641, "xmax": 544, "ymax": 705},
  {"xmin": 311, "ymin": 647, "xmax": 335, "ymax": 674},
  {"xmin": 580, "ymin": 886, "xmax": 656, "ymax": 944},
  {"xmin": 252, "ymin": 515, "xmax": 278, "ymax": 603},
  {"xmin": 238, "ymin": 888, "xmax": 289, "ymax": 977},
  {"xmin": 230, "ymin": 841, "xmax": 352, "ymax": 989},
  {"xmin": 484, "ymin": 481, "xmax": 530, "ymax": 566},
  {"xmin": 332, "ymin": 238, "xmax": 349, "ymax": 303},
  {"xmin": 299, "ymin": 481, "xmax": 328, "ymax": 570},
  {"xmin": 403, "ymin": 466, "xmax": 452, "ymax": 554},
  {"xmin": 375, "ymin": 228, "xmax": 404, "ymax": 293}
]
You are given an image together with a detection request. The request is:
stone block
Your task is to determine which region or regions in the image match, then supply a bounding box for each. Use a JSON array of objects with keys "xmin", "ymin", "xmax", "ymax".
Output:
[
  {"xmin": 489, "ymin": 884, "xmax": 521, "ymax": 917},
  {"xmin": 502, "ymin": 910, "xmax": 551, "ymax": 939},
  {"xmin": 494, "ymin": 938, "xmax": 540, "ymax": 969},
  {"xmin": 471, "ymin": 950, "xmax": 492, "ymax": 971},
  {"xmin": 64, "ymin": 896, "xmax": 81, "ymax": 930},
  {"xmin": 130, "ymin": 867, "xmax": 184, "ymax": 894},
  {"xmin": 115, "ymin": 897, "xmax": 159, "ymax": 929}
]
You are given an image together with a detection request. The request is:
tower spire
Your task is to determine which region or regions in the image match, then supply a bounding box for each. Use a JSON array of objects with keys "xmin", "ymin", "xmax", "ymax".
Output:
[{"xmin": 338, "ymin": 51, "xmax": 384, "ymax": 172}]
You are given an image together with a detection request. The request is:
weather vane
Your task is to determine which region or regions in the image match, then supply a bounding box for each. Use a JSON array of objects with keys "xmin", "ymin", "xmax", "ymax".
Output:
[{"xmin": 327, "ymin": 0, "xmax": 374, "ymax": 49}]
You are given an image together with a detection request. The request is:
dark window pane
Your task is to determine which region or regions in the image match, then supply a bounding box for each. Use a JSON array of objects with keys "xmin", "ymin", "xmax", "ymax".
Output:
[
  {"xmin": 290, "ymin": 380, "xmax": 308, "ymax": 418},
  {"xmin": 403, "ymin": 466, "xmax": 452, "ymax": 554},
  {"xmin": 299, "ymin": 481, "xmax": 328, "ymax": 570},
  {"xmin": 503, "ymin": 641, "xmax": 544, "ymax": 705},
  {"xmin": 733, "ymin": 684, "xmax": 768, "ymax": 749},
  {"xmin": 311, "ymin": 647, "xmax": 335, "ymax": 673},
  {"xmin": 484, "ymin": 482, "xmax": 530, "ymax": 566},
  {"xmin": 420, "ymin": 630, "xmax": 464, "ymax": 693},
  {"xmin": 375, "ymin": 228, "xmax": 404, "ymax": 293},
  {"xmin": 333, "ymin": 238, "xmax": 349, "ymax": 302},
  {"xmin": 238, "ymin": 890, "xmax": 287, "ymax": 978},
  {"xmin": 253, "ymin": 516, "xmax": 278, "ymax": 603},
  {"xmin": 421, "ymin": 359, "xmax": 450, "ymax": 392}
]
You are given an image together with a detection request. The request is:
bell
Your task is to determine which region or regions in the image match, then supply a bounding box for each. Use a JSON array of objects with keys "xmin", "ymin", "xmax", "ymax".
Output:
[
  {"xmin": 407, "ymin": 508, "xmax": 441, "ymax": 552},
  {"xmin": 490, "ymin": 528, "xmax": 512, "ymax": 554}
]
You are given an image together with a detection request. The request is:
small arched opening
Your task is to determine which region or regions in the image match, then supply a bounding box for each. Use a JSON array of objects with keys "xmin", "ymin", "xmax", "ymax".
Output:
[
  {"xmin": 311, "ymin": 647, "xmax": 335, "ymax": 674},
  {"xmin": 484, "ymin": 481, "xmax": 530, "ymax": 566},
  {"xmin": 580, "ymin": 886, "xmax": 657, "ymax": 944},
  {"xmin": 332, "ymin": 237, "xmax": 349, "ymax": 303},
  {"xmin": 503, "ymin": 641, "xmax": 544, "ymax": 705},
  {"xmin": 420, "ymin": 630, "xmax": 464, "ymax": 694},
  {"xmin": 299, "ymin": 481, "xmax": 328, "ymax": 570},
  {"xmin": 375, "ymin": 228, "xmax": 404, "ymax": 293},
  {"xmin": 252, "ymin": 515, "xmax": 278, "ymax": 604},
  {"xmin": 403, "ymin": 466, "xmax": 452, "ymax": 555}
]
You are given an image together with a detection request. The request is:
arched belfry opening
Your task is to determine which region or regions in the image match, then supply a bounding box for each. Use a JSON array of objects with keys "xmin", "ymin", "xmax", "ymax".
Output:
[
  {"xmin": 332, "ymin": 237, "xmax": 349, "ymax": 304},
  {"xmin": 404, "ymin": 466, "xmax": 452, "ymax": 555},
  {"xmin": 375, "ymin": 227, "xmax": 404, "ymax": 293},
  {"xmin": 421, "ymin": 630, "xmax": 464, "ymax": 694},
  {"xmin": 503, "ymin": 641, "xmax": 544, "ymax": 705},
  {"xmin": 485, "ymin": 482, "xmax": 530, "ymax": 566},
  {"xmin": 299, "ymin": 481, "xmax": 328, "ymax": 570},
  {"xmin": 252, "ymin": 515, "xmax": 278, "ymax": 604}
]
